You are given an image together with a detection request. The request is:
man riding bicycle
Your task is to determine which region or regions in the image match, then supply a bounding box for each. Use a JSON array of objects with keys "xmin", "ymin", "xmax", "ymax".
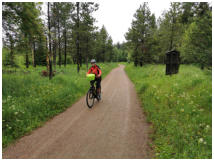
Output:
[{"xmin": 87, "ymin": 59, "xmax": 102, "ymax": 99}]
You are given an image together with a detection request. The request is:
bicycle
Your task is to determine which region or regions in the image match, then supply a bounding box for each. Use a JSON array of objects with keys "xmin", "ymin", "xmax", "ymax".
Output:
[{"xmin": 86, "ymin": 74, "xmax": 101, "ymax": 108}]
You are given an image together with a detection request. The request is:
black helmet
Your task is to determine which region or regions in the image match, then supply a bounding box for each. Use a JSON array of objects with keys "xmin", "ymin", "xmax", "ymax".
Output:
[{"xmin": 90, "ymin": 59, "xmax": 96, "ymax": 63}]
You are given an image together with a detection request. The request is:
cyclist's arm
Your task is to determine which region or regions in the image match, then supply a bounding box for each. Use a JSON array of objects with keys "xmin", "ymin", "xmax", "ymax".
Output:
[
  {"xmin": 97, "ymin": 68, "xmax": 102, "ymax": 77},
  {"xmin": 86, "ymin": 68, "xmax": 92, "ymax": 75}
]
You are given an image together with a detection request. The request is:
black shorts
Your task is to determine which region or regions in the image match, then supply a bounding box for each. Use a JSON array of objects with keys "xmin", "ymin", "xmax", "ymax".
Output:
[{"xmin": 90, "ymin": 77, "xmax": 101, "ymax": 89}]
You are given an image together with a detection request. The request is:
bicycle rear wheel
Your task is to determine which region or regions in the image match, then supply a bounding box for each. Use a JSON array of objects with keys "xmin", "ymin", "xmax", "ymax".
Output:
[{"xmin": 86, "ymin": 90, "xmax": 94, "ymax": 108}]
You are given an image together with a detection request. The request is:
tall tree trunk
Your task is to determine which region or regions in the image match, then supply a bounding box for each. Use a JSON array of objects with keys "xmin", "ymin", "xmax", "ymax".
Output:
[
  {"xmin": 86, "ymin": 37, "xmax": 88, "ymax": 71},
  {"xmin": 31, "ymin": 47, "xmax": 34, "ymax": 67},
  {"xmin": 10, "ymin": 44, "xmax": 14, "ymax": 66},
  {"xmin": 73, "ymin": 57, "xmax": 76, "ymax": 64},
  {"xmin": 34, "ymin": 41, "xmax": 36, "ymax": 67},
  {"xmin": 48, "ymin": 2, "xmax": 53, "ymax": 80},
  {"xmin": 53, "ymin": 27, "xmax": 57, "ymax": 70},
  {"xmin": 86, "ymin": 57, "xmax": 88, "ymax": 71},
  {"xmin": 53, "ymin": 3, "xmax": 57, "ymax": 70},
  {"xmin": 170, "ymin": 23, "xmax": 174, "ymax": 50},
  {"xmin": 79, "ymin": 43, "xmax": 82, "ymax": 68},
  {"xmin": 134, "ymin": 46, "xmax": 138, "ymax": 66},
  {"xmin": 102, "ymin": 45, "xmax": 105, "ymax": 63},
  {"xmin": 32, "ymin": 40, "xmax": 36, "ymax": 67},
  {"xmin": 64, "ymin": 27, "xmax": 67, "ymax": 67},
  {"xmin": 26, "ymin": 51, "xmax": 29, "ymax": 68},
  {"xmin": 53, "ymin": 39, "xmax": 56, "ymax": 70},
  {"xmin": 170, "ymin": 8, "xmax": 175, "ymax": 51},
  {"xmin": 46, "ymin": 35, "xmax": 48, "ymax": 50},
  {"xmin": 9, "ymin": 34, "xmax": 14, "ymax": 66},
  {"xmin": 58, "ymin": 9, "xmax": 61, "ymax": 68},
  {"xmin": 46, "ymin": 36, "xmax": 49, "ymax": 71},
  {"xmin": 76, "ymin": 2, "xmax": 80, "ymax": 73}
]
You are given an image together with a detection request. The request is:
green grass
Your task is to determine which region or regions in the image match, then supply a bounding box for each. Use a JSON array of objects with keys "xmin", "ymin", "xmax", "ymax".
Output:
[
  {"xmin": 118, "ymin": 62, "xmax": 129, "ymax": 65},
  {"xmin": 125, "ymin": 64, "xmax": 212, "ymax": 159},
  {"xmin": 2, "ymin": 63, "xmax": 118, "ymax": 148}
]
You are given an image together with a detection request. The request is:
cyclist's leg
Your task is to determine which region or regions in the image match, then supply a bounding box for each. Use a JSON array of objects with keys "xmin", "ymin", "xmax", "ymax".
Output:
[
  {"xmin": 96, "ymin": 77, "xmax": 101, "ymax": 96},
  {"xmin": 90, "ymin": 80, "xmax": 95, "ymax": 87}
]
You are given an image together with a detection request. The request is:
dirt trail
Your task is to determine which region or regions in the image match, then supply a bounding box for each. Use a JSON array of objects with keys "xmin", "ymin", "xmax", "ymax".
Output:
[{"xmin": 3, "ymin": 65, "xmax": 153, "ymax": 159}]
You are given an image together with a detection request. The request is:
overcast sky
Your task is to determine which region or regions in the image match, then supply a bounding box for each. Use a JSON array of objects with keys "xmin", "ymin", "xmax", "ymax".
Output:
[{"xmin": 93, "ymin": 1, "xmax": 170, "ymax": 44}]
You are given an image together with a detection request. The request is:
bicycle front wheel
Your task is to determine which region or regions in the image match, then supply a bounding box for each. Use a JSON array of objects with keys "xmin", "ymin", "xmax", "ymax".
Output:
[{"xmin": 86, "ymin": 90, "xmax": 94, "ymax": 108}]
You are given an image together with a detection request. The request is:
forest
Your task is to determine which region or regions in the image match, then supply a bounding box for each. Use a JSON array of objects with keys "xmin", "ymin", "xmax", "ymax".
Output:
[
  {"xmin": 125, "ymin": 2, "xmax": 212, "ymax": 69},
  {"xmin": 2, "ymin": 2, "xmax": 212, "ymax": 74},
  {"xmin": 2, "ymin": 2, "xmax": 127, "ymax": 79}
]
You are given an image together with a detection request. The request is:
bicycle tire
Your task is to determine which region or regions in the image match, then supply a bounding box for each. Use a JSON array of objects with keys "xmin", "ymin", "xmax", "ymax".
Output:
[
  {"xmin": 96, "ymin": 86, "xmax": 101, "ymax": 102},
  {"xmin": 86, "ymin": 90, "xmax": 94, "ymax": 108}
]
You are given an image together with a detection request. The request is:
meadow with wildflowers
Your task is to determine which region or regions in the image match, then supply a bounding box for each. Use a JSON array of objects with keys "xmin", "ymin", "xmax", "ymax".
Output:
[
  {"xmin": 2, "ymin": 63, "xmax": 118, "ymax": 148},
  {"xmin": 125, "ymin": 64, "xmax": 212, "ymax": 159}
]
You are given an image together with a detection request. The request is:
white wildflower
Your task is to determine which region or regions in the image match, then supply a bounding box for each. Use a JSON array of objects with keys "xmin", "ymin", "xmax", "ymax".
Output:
[
  {"xmin": 198, "ymin": 138, "xmax": 204, "ymax": 143},
  {"xmin": 206, "ymin": 125, "xmax": 210, "ymax": 129},
  {"xmin": 11, "ymin": 105, "xmax": 15, "ymax": 110},
  {"xmin": 205, "ymin": 125, "xmax": 210, "ymax": 132},
  {"xmin": 189, "ymin": 101, "xmax": 194, "ymax": 105},
  {"xmin": 152, "ymin": 85, "xmax": 157, "ymax": 89}
]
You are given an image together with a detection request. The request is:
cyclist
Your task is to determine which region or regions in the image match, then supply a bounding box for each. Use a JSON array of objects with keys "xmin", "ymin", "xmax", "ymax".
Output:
[{"xmin": 87, "ymin": 59, "xmax": 102, "ymax": 99}]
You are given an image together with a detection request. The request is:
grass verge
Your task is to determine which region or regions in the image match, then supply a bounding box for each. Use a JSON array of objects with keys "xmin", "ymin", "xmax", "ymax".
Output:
[
  {"xmin": 2, "ymin": 63, "xmax": 118, "ymax": 148},
  {"xmin": 125, "ymin": 64, "xmax": 211, "ymax": 159}
]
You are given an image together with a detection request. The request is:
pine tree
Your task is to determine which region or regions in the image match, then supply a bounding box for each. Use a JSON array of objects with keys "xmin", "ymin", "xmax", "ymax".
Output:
[
  {"xmin": 155, "ymin": 3, "xmax": 183, "ymax": 63},
  {"xmin": 180, "ymin": 2, "xmax": 212, "ymax": 69},
  {"xmin": 2, "ymin": 3, "xmax": 20, "ymax": 66},
  {"xmin": 81, "ymin": 2, "xmax": 98, "ymax": 69},
  {"xmin": 48, "ymin": 2, "xmax": 53, "ymax": 79},
  {"xmin": 2, "ymin": 2, "xmax": 44, "ymax": 68},
  {"xmin": 125, "ymin": 3, "xmax": 157, "ymax": 66}
]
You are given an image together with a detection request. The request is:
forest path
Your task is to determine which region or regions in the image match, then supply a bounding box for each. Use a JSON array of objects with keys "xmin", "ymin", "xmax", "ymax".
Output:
[{"xmin": 3, "ymin": 65, "xmax": 153, "ymax": 159}]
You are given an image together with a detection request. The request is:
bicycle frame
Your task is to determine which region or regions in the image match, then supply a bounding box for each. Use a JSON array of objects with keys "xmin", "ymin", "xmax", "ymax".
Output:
[{"xmin": 90, "ymin": 81, "xmax": 97, "ymax": 97}]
